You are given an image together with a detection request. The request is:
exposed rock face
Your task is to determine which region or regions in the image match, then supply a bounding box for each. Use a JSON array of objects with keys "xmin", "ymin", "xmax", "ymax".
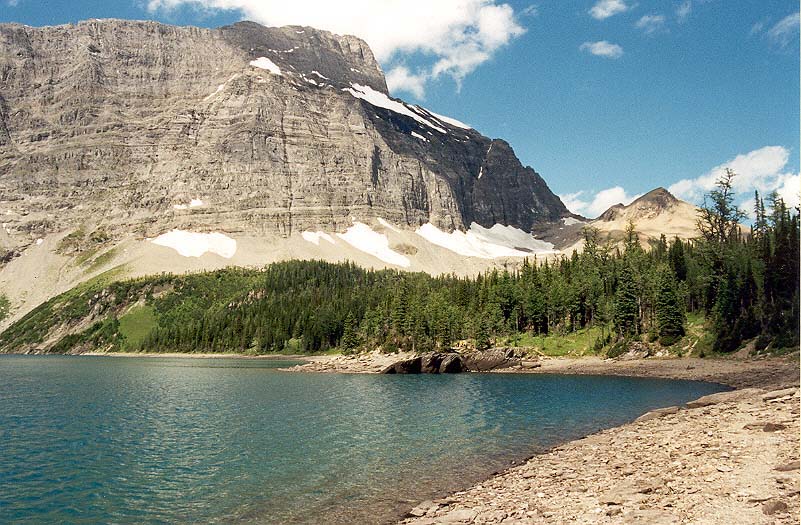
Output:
[
  {"xmin": 461, "ymin": 347, "xmax": 521, "ymax": 371},
  {"xmin": 380, "ymin": 353, "xmax": 460, "ymax": 374},
  {"xmin": 380, "ymin": 349, "xmax": 521, "ymax": 374},
  {"xmin": 0, "ymin": 18, "xmax": 569, "ymax": 252}
]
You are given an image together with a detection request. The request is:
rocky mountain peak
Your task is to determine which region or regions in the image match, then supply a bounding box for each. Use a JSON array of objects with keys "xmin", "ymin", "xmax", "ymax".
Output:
[
  {"xmin": 598, "ymin": 187, "xmax": 680, "ymax": 222},
  {"xmin": 218, "ymin": 20, "xmax": 388, "ymax": 93},
  {"xmin": 0, "ymin": 18, "xmax": 570, "ymax": 245},
  {"xmin": 630, "ymin": 187, "xmax": 679, "ymax": 210}
]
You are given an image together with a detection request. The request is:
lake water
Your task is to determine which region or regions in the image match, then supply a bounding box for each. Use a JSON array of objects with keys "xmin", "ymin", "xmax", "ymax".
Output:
[{"xmin": 0, "ymin": 355, "xmax": 726, "ymax": 524}]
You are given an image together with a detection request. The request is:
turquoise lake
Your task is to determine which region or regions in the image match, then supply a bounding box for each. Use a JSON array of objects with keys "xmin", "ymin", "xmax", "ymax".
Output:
[{"xmin": 0, "ymin": 355, "xmax": 726, "ymax": 524}]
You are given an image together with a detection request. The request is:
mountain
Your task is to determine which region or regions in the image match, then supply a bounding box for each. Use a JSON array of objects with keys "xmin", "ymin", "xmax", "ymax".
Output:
[
  {"xmin": 0, "ymin": 19, "xmax": 568, "ymax": 241},
  {"xmin": 592, "ymin": 187, "xmax": 699, "ymax": 241},
  {"xmin": 0, "ymin": 19, "xmax": 580, "ymax": 324},
  {"xmin": 529, "ymin": 187, "xmax": 701, "ymax": 252}
]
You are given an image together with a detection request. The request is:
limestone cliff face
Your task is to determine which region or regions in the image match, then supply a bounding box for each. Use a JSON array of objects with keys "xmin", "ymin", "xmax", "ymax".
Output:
[{"xmin": 0, "ymin": 19, "xmax": 568, "ymax": 248}]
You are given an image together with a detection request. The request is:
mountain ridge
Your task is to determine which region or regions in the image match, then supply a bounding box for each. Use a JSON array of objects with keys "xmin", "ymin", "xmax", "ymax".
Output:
[
  {"xmin": 0, "ymin": 18, "xmax": 574, "ymax": 326},
  {"xmin": 0, "ymin": 18, "xmax": 568, "ymax": 246},
  {"xmin": 0, "ymin": 19, "xmax": 699, "ymax": 329}
]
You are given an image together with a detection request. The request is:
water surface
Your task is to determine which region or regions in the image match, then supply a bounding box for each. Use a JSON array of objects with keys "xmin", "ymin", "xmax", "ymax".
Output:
[{"xmin": 0, "ymin": 355, "xmax": 726, "ymax": 524}]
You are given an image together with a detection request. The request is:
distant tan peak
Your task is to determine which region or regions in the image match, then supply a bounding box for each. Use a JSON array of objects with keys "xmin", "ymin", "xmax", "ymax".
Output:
[
  {"xmin": 629, "ymin": 187, "xmax": 680, "ymax": 210},
  {"xmin": 597, "ymin": 187, "xmax": 683, "ymax": 222},
  {"xmin": 597, "ymin": 203, "xmax": 626, "ymax": 222}
]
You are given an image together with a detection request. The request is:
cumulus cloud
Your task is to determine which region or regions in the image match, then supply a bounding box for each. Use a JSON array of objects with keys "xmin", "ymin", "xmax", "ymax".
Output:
[
  {"xmin": 580, "ymin": 40, "xmax": 624, "ymax": 59},
  {"xmin": 147, "ymin": 0, "xmax": 526, "ymax": 98},
  {"xmin": 676, "ymin": 1, "xmax": 692, "ymax": 22},
  {"xmin": 767, "ymin": 12, "xmax": 800, "ymax": 47},
  {"xmin": 668, "ymin": 146, "xmax": 799, "ymax": 210},
  {"xmin": 560, "ymin": 187, "xmax": 641, "ymax": 218},
  {"xmin": 589, "ymin": 0, "xmax": 629, "ymax": 20},
  {"xmin": 636, "ymin": 14, "xmax": 666, "ymax": 34},
  {"xmin": 385, "ymin": 66, "xmax": 427, "ymax": 99}
]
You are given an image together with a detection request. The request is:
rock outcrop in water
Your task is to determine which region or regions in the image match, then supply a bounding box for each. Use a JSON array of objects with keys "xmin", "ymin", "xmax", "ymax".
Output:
[
  {"xmin": 0, "ymin": 18, "xmax": 569, "ymax": 253},
  {"xmin": 380, "ymin": 349, "xmax": 523, "ymax": 374}
]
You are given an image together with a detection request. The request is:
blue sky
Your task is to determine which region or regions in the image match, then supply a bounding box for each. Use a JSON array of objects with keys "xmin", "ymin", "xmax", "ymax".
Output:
[{"xmin": 2, "ymin": 0, "xmax": 798, "ymax": 217}]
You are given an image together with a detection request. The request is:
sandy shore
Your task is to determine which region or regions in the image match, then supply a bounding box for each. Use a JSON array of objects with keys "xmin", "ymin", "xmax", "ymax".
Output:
[
  {"xmin": 394, "ymin": 354, "xmax": 800, "ymax": 525},
  {"xmin": 515, "ymin": 355, "xmax": 801, "ymax": 390}
]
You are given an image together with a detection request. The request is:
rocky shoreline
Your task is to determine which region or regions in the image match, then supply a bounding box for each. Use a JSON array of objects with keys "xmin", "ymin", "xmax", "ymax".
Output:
[
  {"xmin": 289, "ymin": 350, "xmax": 800, "ymax": 524},
  {"xmin": 395, "ymin": 354, "xmax": 799, "ymax": 525}
]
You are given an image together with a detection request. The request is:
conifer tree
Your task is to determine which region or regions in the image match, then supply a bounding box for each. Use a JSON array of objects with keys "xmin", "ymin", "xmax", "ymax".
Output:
[
  {"xmin": 341, "ymin": 312, "xmax": 360, "ymax": 353},
  {"xmin": 614, "ymin": 262, "xmax": 640, "ymax": 338},
  {"xmin": 655, "ymin": 266, "xmax": 685, "ymax": 345}
]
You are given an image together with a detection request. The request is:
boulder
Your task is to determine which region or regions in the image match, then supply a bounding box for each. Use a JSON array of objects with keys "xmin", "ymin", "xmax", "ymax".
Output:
[
  {"xmin": 462, "ymin": 348, "xmax": 521, "ymax": 371},
  {"xmin": 634, "ymin": 406, "xmax": 680, "ymax": 423},
  {"xmin": 775, "ymin": 460, "xmax": 800, "ymax": 472},
  {"xmin": 439, "ymin": 354, "xmax": 463, "ymax": 373},
  {"xmin": 521, "ymin": 359, "xmax": 541, "ymax": 369},
  {"xmin": 761, "ymin": 388, "xmax": 798, "ymax": 401},
  {"xmin": 380, "ymin": 357, "xmax": 422, "ymax": 374},
  {"xmin": 439, "ymin": 508, "xmax": 478, "ymax": 523},
  {"xmin": 762, "ymin": 500, "xmax": 788, "ymax": 515},
  {"xmin": 685, "ymin": 388, "xmax": 761, "ymax": 408},
  {"xmin": 420, "ymin": 353, "xmax": 444, "ymax": 374},
  {"xmin": 381, "ymin": 353, "xmax": 463, "ymax": 374}
]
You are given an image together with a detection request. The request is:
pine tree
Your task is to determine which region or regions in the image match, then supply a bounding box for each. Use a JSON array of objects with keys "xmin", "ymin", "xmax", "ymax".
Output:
[
  {"xmin": 668, "ymin": 237, "xmax": 687, "ymax": 281},
  {"xmin": 614, "ymin": 262, "xmax": 640, "ymax": 338},
  {"xmin": 340, "ymin": 312, "xmax": 360, "ymax": 353},
  {"xmin": 655, "ymin": 267, "xmax": 685, "ymax": 345}
]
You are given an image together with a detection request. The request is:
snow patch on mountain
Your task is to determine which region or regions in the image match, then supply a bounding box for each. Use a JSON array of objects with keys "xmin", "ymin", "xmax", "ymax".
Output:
[
  {"xmin": 302, "ymin": 231, "xmax": 336, "ymax": 245},
  {"xmin": 150, "ymin": 230, "xmax": 237, "ymax": 258},
  {"xmin": 344, "ymin": 84, "xmax": 446, "ymax": 133},
  {"xmin": 426, "ymin": 109, "xmax": 471, "ymax": 130},
  {"xmin": 416, "ymin": 223, "xmax": 556, "ymax": 259},
  {"xmin": 249, "ymin": 57, "xmax": 282, "ymax": 75},
  {"xmin": 337, "ymin": 222, "xmax": 410, "ymax": 267}
]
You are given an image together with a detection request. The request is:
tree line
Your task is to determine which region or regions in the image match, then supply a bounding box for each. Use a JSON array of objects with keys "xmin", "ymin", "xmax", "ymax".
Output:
[
  {"xmin": 138, "ymin": 172, "xmax": 797, "ymax": 355},
  {"xmin": 3, "ymin": 172, "xmax": 796, "ymax": 356}
]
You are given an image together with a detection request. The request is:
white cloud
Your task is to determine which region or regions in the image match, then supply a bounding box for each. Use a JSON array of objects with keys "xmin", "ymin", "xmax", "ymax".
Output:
[
  {"xmin": 385, "ymin": 66, "xmax": 427, "ymax": 99},
  {"xmin": 580, "ymin": 40, "xmax": 624, "ymax": 59},
  {"xmin": 776, "ymin": 173, "xmax": 800, "ymax": 210},
  {"xmin": 767, "ymin": 12, "xmax": 800, "ymax": 47},
  {"xmin": 636, "ymin": 14, "xmax": 666, "ymax": 34},
  {"xmin": 589, "ymin": 0, "xmax": 629, "ymax": 20},
  {"xmin": 560, "ymin": 187, "xmax": 641, "ymax": 218},
  {"xmin": 676, "ymin": 1, "xmax": 692, "ymax": 22},
  {"xmin": 668, "ymin": 145, "xmax": 799, "ymax": 210},
  {"xmin": 147, "ymin": 0, "xmax": 526, "ymax": 98},
  {"xmin": 559, "ymin": 192, "xmax": 588, "ymax": 216}
]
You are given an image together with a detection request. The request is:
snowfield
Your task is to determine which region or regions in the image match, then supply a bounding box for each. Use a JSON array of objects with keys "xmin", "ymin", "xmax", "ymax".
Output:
[
  {"xmin": 343, "ymin": 84, "xmax": 446, "ymax": 133},
  {"xmin": 424, "ymin": 109, "xmax": 472, "ymax": 130},
  {"xmin": 416, "ymin": 223, "xmax": 556, "ymax": 259},
  {"xmin": 301, "ymin": 231, "xmax": 336, "ymax": 245},
  {"xmin": 336, "ymin": 222, "xmax": 410, "ymax": 268},
  {"xmin": 150, "ymin": 230, "xmax": 237, "ymax": 259},
  {"xmin": 249, "ymin": 57, "xmax": 282, "ymax": 76},
  {"xmin": 377, "ymin": 218, "xmax": 401, "ymax": 232}
]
